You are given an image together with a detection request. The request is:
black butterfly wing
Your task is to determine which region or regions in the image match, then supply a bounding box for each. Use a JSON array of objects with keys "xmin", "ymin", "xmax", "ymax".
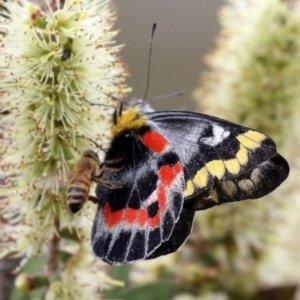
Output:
[
  {"xmin": 91, "ymin": 129, "xmax": 185, "ymax": 264},
  {"xmin": 148, "ymin": 111, "xmax": 289, "ymax": 209},
  {"xmin": 146, "ymin": 208, "xmax": 195, "ymax": 260},
  {"xmin": 184, "ymin": 153, "xmax": 289, "ymax": 210}
]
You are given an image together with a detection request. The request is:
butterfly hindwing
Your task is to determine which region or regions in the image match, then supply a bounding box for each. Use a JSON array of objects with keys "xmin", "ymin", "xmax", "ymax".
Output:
[
  {"xmin": 146, "ymin": 208, "xmax": 195, "ymax": 260},
  {"xmin": 91, "ymin": 126, "xmax": 185, "ymax": 264}
]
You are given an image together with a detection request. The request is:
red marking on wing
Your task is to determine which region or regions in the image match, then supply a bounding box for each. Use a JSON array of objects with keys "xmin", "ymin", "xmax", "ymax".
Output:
[
  {"xmin": 141, "ymin": 131, "xmax": 169, "ymax": 153},
  {"xmin": 124, "ymin": 208, "xmax": 138, "ymax": 224},
  {"xmin": 103, "ymin": 203, "xmax": 123, "ymax": 228},
  {"xmin": 157, "ymin": 184, "xmax": 166, "ymax": 211},
  {"xmin": 138, "ymin": 209, "xmax": 148, "ymax": 227},
  {"xmin": 159, "ymin": 162, "xmax": 183, "ymax": 187},
  {"xmin": 149, "ymin": 212, "xmax": 160, "ymax": 227},
  {"xmin": 102, "ymin": 162, "xmax": 183, "ymax": 230},
  {"xmin": 147, "ymin": 162, "xmax": 183, "ymax": 228},
  {"xmin": 172, "ymin": 161, "xmax": 183, "ymax": 175},
  {"xmin": 159, "ymin": 165, "xmax": 175, "ymax": 186}
]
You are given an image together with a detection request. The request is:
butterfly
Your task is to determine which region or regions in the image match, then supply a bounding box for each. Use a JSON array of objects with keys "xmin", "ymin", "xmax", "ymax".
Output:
[{"xmin": 90, "ymin": 100, "xmax": 289, "ymax": 265}]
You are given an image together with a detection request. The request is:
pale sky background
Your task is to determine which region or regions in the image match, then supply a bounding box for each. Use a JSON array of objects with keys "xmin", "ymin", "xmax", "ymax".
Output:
[{"xmin": 113, "ymin": 1, "xmax": 225, "ymax": 111}]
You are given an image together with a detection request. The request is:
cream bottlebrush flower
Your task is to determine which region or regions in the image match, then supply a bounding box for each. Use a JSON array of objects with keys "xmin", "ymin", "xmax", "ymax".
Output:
[{"xmin": 0, "ymin": 0, "xmax": 130, "ymax": 267}]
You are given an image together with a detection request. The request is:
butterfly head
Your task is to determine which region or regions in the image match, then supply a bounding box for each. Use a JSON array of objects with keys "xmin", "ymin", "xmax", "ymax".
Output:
[
  {"xmin": 111, "ymin": 105, "xmax": 148, "ymax": 137},
  {"xmin": 129, "ymin": 98, "xmax": 155, "ymax": 113}
]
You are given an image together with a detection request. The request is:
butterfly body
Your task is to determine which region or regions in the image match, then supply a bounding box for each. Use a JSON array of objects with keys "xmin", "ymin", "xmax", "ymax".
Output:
[{"xmin": 91, "ymin": 105, "xmax": 289, "ymax": 264}]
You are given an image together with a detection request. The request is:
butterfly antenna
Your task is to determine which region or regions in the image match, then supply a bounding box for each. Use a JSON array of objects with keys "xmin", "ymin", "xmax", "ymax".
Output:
[
  {"xmin": 152, "ymin": 90, "xmax": 184, "ymax": 100},
  {"xmin": 142, "ymin": 23, "xmax": 157, "ymax": 102},
  {"xmin": 84, "ymin": 98, "xmax": 118, "ymax": 124},
  {"xmin": 83, "ymin": 95, "xmax": 129, "ymax": 124},
  {"xmin": 98, "ymin": 91, "xmax": 129, "ymax": 117}
]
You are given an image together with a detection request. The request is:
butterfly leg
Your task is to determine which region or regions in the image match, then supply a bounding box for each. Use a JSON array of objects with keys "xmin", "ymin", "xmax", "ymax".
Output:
[
  {"xmin": 100, "ymin": 158, "xmax": 124, "ymax": 172},
  {"xmin": 101, "ymin": 180, "xmax": 123, "ymax": 189},
  {"xmin": 103, "ymin": 165, "xmax": 124, "ymax": 173},
  {"xmin": 98, "ymin": 160, "xmax": 125, "ymax": 173},
  {"xmin": 93, "ymin": 176, "xmax": 123, "ymax": 189},
  {"xmin": 103, "ymin": 158, "xmax": 123, "ymax": 165}
]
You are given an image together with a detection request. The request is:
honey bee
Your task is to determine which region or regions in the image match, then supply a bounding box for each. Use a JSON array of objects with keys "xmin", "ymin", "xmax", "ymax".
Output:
[
  {"xmin": 67, "ymin": 150, "xmax": 122, "ymax": 214},
  {"xmin": 67, "ymin": 150, "xmax": 103, "ymax": 213}
]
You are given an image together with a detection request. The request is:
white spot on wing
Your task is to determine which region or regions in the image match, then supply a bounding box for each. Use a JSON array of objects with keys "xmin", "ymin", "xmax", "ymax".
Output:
[{"xmin": 201, "ymin": 124, "xmax": 230, "ymax": 147}]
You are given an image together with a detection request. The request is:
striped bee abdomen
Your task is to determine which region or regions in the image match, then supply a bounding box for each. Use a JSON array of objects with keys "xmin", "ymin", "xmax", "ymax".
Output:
[{"xmin": 67, "ymin": 175, "xmax": 90, "ymax": 213}]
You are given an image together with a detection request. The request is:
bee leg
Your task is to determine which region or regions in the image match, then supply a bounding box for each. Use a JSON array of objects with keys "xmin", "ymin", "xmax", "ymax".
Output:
[{"xmin": 87, "ymin": 196, "xmax": 99, "ymax": 204}]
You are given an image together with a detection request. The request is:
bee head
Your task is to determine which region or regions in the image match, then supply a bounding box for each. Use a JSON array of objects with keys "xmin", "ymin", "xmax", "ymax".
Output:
[{"xmin": 83, "ymin": 150, "xmax": 100, "ymax": 163}]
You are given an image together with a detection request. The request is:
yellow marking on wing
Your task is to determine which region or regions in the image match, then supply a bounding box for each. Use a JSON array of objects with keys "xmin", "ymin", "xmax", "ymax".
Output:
[
  {"xmin": 224, "ymin": 158, "xmax": 240, "ymax": 175},
  {"xmin": 184, "ymin": 180, "xmax": 194, "ymax": 197},
  {"xmin": 206, "ymin": 160, "xmax": 225, "ymax": 179},
  {"xmin": 193, "ymin": 167, "xmax": 209, "ymax": 188},
  {"xmin": 237, "ymin": 135, "xmax": 260, "ymax": 149},
  {"xmin": 243, "ymin": 130, "xmax": 266, "ymax": 143},
  {"xmin": 111, "ymin": 107, "xmax": 148, "ymax": 136},
  {"xmin": 236, "ymin": 145, "xmax": 248, "ymax": 165},
  {"xmin": 184, "ymin": 131, "xmax": 266, "ymax": 195}
]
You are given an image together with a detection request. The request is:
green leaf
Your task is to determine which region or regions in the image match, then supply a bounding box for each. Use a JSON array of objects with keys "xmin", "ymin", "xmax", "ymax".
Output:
[{"xmin": 104, "ymin": 264, "xmax": 131, "ymax": 299}]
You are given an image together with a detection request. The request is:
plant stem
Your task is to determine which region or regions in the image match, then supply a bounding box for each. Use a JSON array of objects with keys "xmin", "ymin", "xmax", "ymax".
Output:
[{"xmin": 46, "ymin": 217, "xmax": 60, "ymax": 278}]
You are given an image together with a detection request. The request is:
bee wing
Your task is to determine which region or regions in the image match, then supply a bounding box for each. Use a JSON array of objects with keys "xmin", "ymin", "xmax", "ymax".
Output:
[{"xmin": 34, "ymin": 171, "xmax": 74, "ymax": 191}]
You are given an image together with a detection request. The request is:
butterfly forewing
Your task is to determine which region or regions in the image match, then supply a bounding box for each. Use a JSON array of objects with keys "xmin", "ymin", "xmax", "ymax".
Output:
[{"xmin": 147, "ymin": 111, "xmax": 284, "ymax": 203}]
